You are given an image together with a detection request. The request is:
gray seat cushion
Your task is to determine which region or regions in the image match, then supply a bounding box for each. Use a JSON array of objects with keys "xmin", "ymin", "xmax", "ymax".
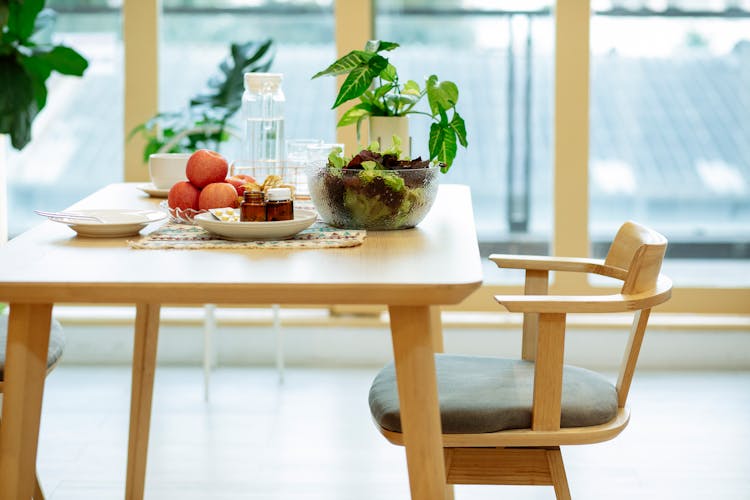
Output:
[
  {"xmin": 369, "ymin": 354, "xmax": 618, "ymax": 434},
  {"xmin": 0, "ymin": 315, "xmax": 66, "ymax": 381}
]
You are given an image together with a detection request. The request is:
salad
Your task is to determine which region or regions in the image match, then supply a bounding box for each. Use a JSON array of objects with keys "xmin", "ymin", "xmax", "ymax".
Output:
[{"xmin": 307, "ymin": 139, "xmax": 441, "ymax": 230}]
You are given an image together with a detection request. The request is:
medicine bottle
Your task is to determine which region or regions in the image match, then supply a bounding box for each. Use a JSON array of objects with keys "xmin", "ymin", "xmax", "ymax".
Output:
[
  {"xmin": 240, "ymin": 190, "xmax": 266, "ymax": 222},
  {"xmin": 265, "ymin": 187, "xmax": 293, "ymax": 221}
]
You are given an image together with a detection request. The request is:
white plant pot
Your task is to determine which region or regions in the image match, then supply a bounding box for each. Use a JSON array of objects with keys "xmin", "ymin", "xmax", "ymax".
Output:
[{"xmin": 368, "ymin": 116, "xmax": 411, "ymax": 156}]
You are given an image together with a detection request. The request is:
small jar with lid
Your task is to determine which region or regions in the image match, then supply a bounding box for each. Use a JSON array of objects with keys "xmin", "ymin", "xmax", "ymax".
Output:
[
  {"xmin": 240, "ymin": 190, "xmax": 266, "ymax": 222},
  {"xmin": 265, "ymin": 187, "xmax": 294, "ymax": 221}
]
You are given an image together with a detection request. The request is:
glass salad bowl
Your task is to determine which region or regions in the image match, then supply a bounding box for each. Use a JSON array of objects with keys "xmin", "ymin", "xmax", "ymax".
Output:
[{"xmin": 306, "ymin": 160, "xmax": 439, "ymax": 230}]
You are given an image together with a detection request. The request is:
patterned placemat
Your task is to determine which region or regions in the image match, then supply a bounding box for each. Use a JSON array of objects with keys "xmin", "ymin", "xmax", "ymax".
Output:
[{"xmin": 129, "ymin": 221, "xmax": 366, "ymax": 250}]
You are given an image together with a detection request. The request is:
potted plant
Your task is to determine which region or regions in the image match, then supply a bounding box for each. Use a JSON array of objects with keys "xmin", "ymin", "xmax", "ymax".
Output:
[
  {"xmin": 1, "ymin": 1, "xmax": 89, "ymax": 150},
  {"xmin": 129, "ymin": 39, "xmax": 274, "ymax": 162},
  {"xmin": 312, "ymin": 39, "xmax": 467, "ymax": 173},
  {"xmin": 0, "ymin": 0, "xmax": 88, "ymax": 244}
]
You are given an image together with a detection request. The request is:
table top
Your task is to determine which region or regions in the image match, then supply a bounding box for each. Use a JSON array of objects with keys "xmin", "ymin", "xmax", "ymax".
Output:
[{"xmin": 0, "ymin": 183, "xmax": 483, "ymax": 306}]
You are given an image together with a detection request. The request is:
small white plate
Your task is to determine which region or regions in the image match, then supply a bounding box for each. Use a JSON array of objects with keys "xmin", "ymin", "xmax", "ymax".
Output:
[
  {"xmin": 43, "ymin": 209, "xmax": 167, "ymax": 237},
  {"xmin": 193, "ymin": 209, "xmax": 317, "ymax": 241},
  {"xmin": 136, "ymin": 183, "xmax": 170, "ymax": 198}
]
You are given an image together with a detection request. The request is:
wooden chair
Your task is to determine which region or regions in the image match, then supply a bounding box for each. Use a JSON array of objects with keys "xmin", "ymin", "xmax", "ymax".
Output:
[
  {"xmin": 368, "ymin": 221, "xmax": 672, "ymax": 499},
  {"xmin": 0, "ymin": 315, "xmax": 66, "ymax": 500}
]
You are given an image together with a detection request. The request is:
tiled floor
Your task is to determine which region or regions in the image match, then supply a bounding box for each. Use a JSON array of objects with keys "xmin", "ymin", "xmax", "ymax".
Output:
[{"xmin": 31, "ymin": 366, "xmax": 750, "ymax": 499}]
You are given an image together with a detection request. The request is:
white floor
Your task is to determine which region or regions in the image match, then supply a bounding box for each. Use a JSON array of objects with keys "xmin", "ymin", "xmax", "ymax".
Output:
[{"xmin": 32, "ymin": 366, "xmax": 750, "ymax": 499}]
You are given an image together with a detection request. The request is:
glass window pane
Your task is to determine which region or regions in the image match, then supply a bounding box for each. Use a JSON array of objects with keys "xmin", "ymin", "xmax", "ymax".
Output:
[
  {"xmin": 589, "ymin": 4, "xmax": 750, "ymax": 286},
  {"xmin": 375, "ymin": 1, "xmax": 555, "ymax": 280},
  {"xmin": 159, "ymin": 1, "xmax": 337, "ymax": 165},
  {"xmin": 6, "ymin": 2, "xmax": 123, "ymax": 238}
]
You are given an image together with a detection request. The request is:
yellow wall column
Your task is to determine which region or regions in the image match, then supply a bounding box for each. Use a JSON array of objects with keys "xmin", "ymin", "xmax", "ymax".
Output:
[
  {"xmin": 123, "ymin": 0, "xmax": 159, "ymax": 182},
  {"xmin": 334, "ymin": 0, "xmax": 374, "ymax": 153},
  {"xmin": 553, "ymin": 0, "xmax": 590, "ymax": 289}
]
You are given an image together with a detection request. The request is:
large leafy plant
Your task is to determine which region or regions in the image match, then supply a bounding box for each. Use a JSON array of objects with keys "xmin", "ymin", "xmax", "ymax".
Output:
[
  {"xmin": 312, "ymin": 40, "xmax": 467, "ymax": 172},
  {"xmin": 0, "ymin": 0, "xmax": 88, "ymax": 150},
  {"xmin": 130, "ymin": 39, "xmax": 274, "ymax": 162}
]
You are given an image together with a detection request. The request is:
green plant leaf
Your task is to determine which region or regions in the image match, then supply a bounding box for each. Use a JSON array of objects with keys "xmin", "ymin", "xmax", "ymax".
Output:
[
  {"xmin": 426, "ymin": 75, "xmax": 459, "ymax": 116},
  {"xmin": 29, "ymin": 45, "xmax": 88, "ymax": 76},
  {"xmin": 429, "ymin": 122, "xmax": 458, "ymax": 171},
  {"xmin": 0, "ymin": 55, "xmax": 37, "ymax": 149},
  {"xmin": 402, "ymin": 80, "xmax": 421, "ymax": 96},
  {"xmin": 365, "ymin": 40, "xmax": 399, "ymax": 53},
  {"xmin": 450, "ymin": 111, "xmax": 468, "ymax": 147},
  {"xmin": 311, "ymin": 50, "xmax": 372, "ymax": 79},
  {"xmin": 333, "ymin": 66, "xmax": 375, "ymax": 108},
  {"xmin": 332, "ymin": 55, "xmax": 387, "ymax": 109},
  {"xmin": 337, "ymin": 104, "xmax": 371, "ymax": 127},
  {"xmin": 372, "ymin": 83, "xmax": 394, "ymax": 101},
  {"xmin": 191, "ymin": 39, "xmax": 274, "ymax": 117},
  {"xmin": 384, "ymin": 93, "xmax": 420, "ymax": 114},
  {"xmin": 18, "ymin": 54, "xmax": 51, "ymax": 110},
  {"xmin": 367, "ymin": 54, "xmax": 388, "ymax": 74},
  {"xmin": 7, "ymin": 0, "xmax": 44, "ymax": 41},
  {"xmin": 379, "ymin": 63, "xmax": 397, "ymax": 82}
]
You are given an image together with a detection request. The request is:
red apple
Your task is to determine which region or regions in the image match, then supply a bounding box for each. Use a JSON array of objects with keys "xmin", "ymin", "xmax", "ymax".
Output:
[
  {"xmin": 186, "ymin": 149, "xmax": 228, "ymax": 188},
  {"xmin": 198, "ymin": 182, "xmax": 239, "ymax": 210},
  {"xmin": 167, "ymin": 181, "xmax": 200, "ymax": 210},
  {"xmin": 226, "ymin": 176, "xmax": 254, "ymax": 196},
  {"xmin": 233, "ymin": 174, "xmax": 256, "ymax": 183}
]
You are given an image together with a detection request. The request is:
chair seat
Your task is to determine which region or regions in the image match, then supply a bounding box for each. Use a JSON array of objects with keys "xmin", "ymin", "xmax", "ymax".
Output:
[
  {"xmin": 0, "ymin": 316, "xmax": 66, "ymax": 381},
  {"xmin": 369, "ymin": 354, "xmax": 618, "ymax": 434}
]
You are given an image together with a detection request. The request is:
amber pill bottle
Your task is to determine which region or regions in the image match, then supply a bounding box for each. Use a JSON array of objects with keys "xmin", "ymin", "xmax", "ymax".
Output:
[
  {"xmin": 265, "ymin": 187, "xmax": 294, "ymax": 221},
  {"xmin": 240, "ymin": 190, "xmax": 266, "ymax": 222}
]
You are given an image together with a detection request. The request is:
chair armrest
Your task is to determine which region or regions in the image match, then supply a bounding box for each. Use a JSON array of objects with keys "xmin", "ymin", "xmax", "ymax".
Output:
[
  {"xmin": 495, "ymin": 276, "xmax": 673, "ymax": 313},
  {"xmin": 489, "ymin": 254, "xmax": 627, "ymax": 280}
]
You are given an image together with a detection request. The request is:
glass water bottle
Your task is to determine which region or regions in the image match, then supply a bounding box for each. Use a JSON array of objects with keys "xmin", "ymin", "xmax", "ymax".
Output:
[{"xmin": 231, "ymin": 73, "xmax": 286, "ymax": 180}]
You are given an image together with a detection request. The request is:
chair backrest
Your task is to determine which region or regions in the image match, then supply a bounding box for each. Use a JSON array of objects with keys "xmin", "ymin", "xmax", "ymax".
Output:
[
  {"xmin": 605, "ymin": 221, "xmax": 669, "ymax": 407},
  {"xmin": 604, "ymin": 221, "xmax": 667, "ymax": 295}
]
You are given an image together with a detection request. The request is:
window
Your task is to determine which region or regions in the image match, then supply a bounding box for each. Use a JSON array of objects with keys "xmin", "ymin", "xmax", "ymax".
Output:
[
  {"xmin": 375, "ymin": 1, "xmax": 555, "ymax": 262},
  {"xmin": 159, "ymin": 1, "xmax": 338, "ymax": 162},
  {"xmin": 589, "ymin": 4, "xmax": 750, "ymax": 286},
  {"xmin": 6, "ymin": 1, "xmax": 123, "ymax": 238}
]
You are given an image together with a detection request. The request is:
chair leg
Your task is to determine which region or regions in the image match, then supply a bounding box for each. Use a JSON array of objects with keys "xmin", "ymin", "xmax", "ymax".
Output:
[
  {"xmin": 444, "ymin": 484, "xmax": 455, "ymax": 500},
  {"xmin": 34, "ymin": 472, "xmax": 45, "ymax": 499},
  {"xmin": 203, "ymin": 304, "xmax": 217, "ymax": 402},
  {"xmin": 546, "ymin": 447, "xmax": 571, "ymax": 500},
  {"xmin": 273, "ymin": 304, "xmax": 284, "ymax": 384},
  {"xmin": 443, "ymin": 449, "xmax": 455, "ymax": 500}
]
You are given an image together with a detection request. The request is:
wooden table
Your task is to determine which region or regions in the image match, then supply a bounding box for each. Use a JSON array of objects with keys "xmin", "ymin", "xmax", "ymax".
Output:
[{"xmin": 0, "ymin": 182, "xmax": 482, "ymax": 500}]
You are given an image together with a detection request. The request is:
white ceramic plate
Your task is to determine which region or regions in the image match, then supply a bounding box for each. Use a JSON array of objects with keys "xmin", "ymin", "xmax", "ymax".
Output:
[
  {"xmin": 193, "ymin": 209, "xmax": 317, "ymax": 241},
  {"xmin": 43, "ymin": 209, "xmax": 167, "ymax": 237},
  {"xmin": 136, "ymin": 183, "xmax": 170, "ymax": 198}
]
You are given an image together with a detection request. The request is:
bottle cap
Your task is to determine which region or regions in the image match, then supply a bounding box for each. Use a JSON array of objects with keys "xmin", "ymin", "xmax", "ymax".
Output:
[
  {"xmin": 244, "ymin": 72, "xmax": 283, "ymax": 92},
  {"xmin": 244, "ymin": 190, "xmax": 263, "ymax": 200},
  {"xmin": 266, "ymin": 187, "xmax": 292, "ymax": 201}
]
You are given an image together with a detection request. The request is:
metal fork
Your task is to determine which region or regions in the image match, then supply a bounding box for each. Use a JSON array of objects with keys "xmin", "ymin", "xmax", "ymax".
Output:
[{"xmin": 34, "ymin": 210, "xmax": 105, "ymax": 223}]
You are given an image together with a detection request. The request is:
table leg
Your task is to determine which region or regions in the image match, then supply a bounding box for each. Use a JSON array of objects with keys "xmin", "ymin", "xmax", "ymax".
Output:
[
  {"xmin": 428, "ymin": 306, "xmax": 455, "ymax": 500},
  {"xmin": 0, "ymin": 303, "xmax": 53, "ymax": 500},
  {"xmin": 428, "ymin": 306, "xmax": 445, "ymax": 353},
  {"xmin": 125, "ymin": 303, "xmax": 161, "ymax": 500},
  {"xmin": 388, "ymin": 305, "xmax": 447, "ymax": 500}
]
